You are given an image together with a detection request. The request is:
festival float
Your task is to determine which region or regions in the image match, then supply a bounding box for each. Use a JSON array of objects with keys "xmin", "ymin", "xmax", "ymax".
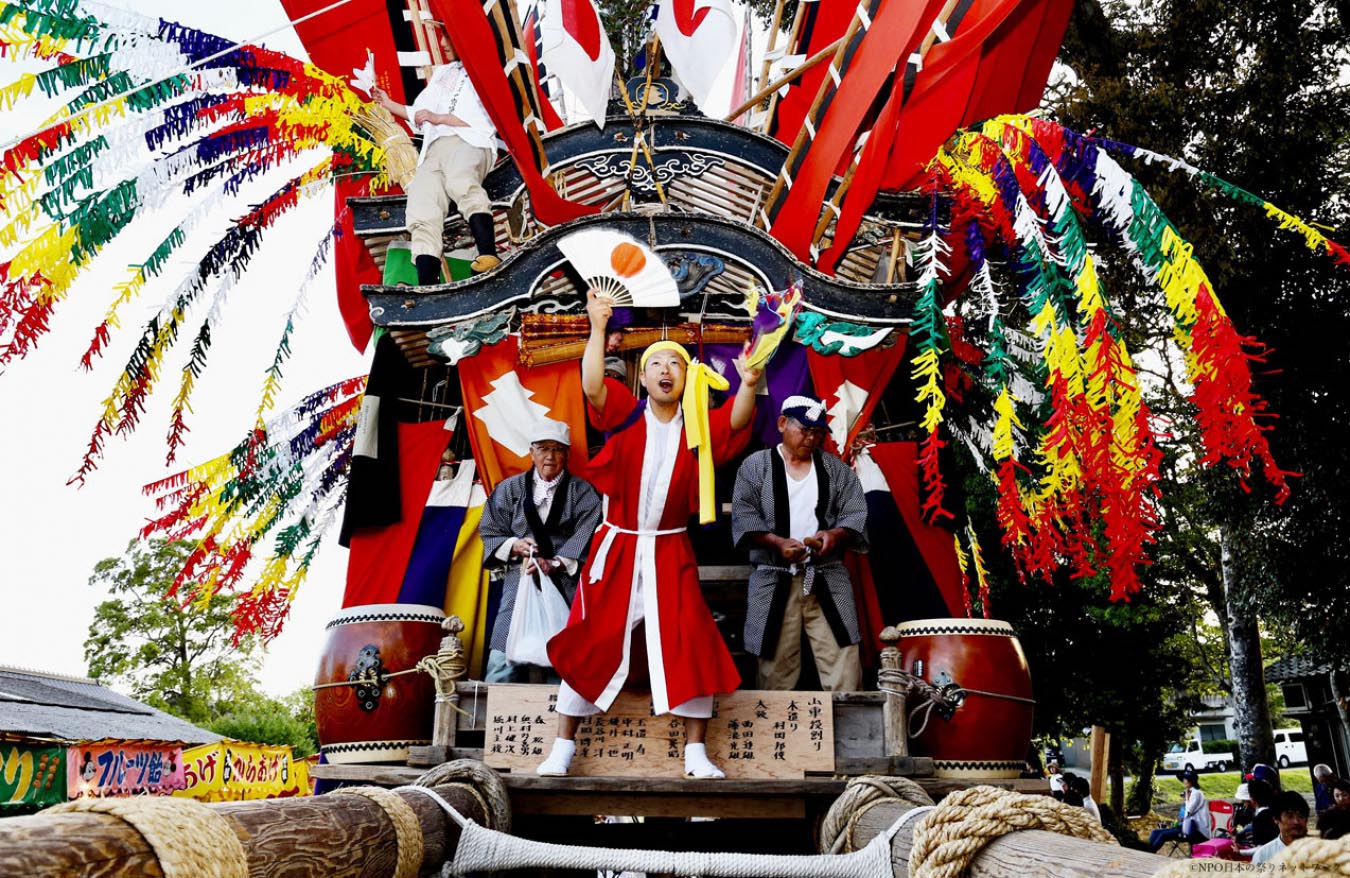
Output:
[{"xmin": 1, "ymin": 0, "xmax": 1345, "ymax": 874}]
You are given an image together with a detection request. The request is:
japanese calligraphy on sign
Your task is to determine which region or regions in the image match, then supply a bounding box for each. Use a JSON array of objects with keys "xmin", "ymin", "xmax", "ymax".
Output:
[
  {"xmin": 483, "ymin": 686, "xmax": 834, "ymax": 778},
  {"xmin": 173, "ymin": 740, "xmax": 311, "ymax": 802},
  {"xmin": 1, "ymin": 742, "xmax": 66, "ymax": 808},
  {"xmin": 66, "ymin": 742, "xmax": 186, "ymax": 798}
]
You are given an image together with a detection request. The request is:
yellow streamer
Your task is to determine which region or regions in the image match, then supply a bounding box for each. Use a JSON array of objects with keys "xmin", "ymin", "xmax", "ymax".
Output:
[{"xmin": 682, "ymin": 360, "xmax": 731, "ymax": 525}]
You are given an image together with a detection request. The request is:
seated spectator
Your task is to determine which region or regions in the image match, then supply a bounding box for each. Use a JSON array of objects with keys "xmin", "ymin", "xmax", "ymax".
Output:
[
  {"xmin": 1313, "ymin": 764, "xmax": 1338, "ymax": 814},
  {"xmin": 1316, "ymin": 779, "xmax": 1350, "ymax": 841},
  {"xmin": 1061, "ymin": 772, "xmax": 1085, "ymax": 807},
  {"xmin": 1149, "ymin": 770, "xmax": 1211, "ymax": 851},
  {"xmin": 1251, "ymin": 791, "xmax": 1309, "ymax": 864},
  {"xmin": 1047, "ymin": 760, "xmax": 1066, "ymax": 800},
  {"xmin": 1246, "ymin": 778, "xmax": 1280, "ymax": 847},
  {"xmin": 1068, "ymin": 774, "xmax": 1102, "ymax": 823}
]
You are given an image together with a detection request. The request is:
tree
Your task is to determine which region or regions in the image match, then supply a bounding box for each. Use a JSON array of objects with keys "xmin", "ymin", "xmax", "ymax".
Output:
[
  {"xmin": 209, "ymin": 688, "xmax": 319, "ymax": 756},
  {"xmin": 84, "ymin": 540, "xmax": 263, "ymax": 723},
  {"xmin": 1053, "ymin": 0, "xmax": 1350, "ymax": 768}
]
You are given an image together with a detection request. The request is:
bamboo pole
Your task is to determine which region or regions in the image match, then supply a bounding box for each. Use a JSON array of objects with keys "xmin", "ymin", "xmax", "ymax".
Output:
[
  {"xmin": 755, "ymin": 0, "xmax": 788, "ymax": 121},
  {"xmin": 1, "ymin": 783, "xmax": 489, "ymax": 878},
  {"xmin": 725, "ymin": 36, "xmax": 844, "ymax": 126},
  {"xmin": 763, "ymin": 1, "xmax": 808, "ymax": 132}
]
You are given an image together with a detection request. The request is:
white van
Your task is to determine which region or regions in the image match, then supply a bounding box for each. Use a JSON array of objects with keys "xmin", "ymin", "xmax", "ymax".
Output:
[{"xmin": 1273, "ymin": 728, "xmax": 1307, "ymax": 768}]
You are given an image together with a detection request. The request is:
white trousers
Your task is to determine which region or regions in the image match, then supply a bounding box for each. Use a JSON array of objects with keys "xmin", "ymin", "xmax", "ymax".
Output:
[{"xmin": 405, "ymin": 134, "xmax": 494, "ymax": 259}]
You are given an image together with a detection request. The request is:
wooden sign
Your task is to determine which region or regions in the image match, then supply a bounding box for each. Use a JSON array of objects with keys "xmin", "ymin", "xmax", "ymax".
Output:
[{"xmin": 484, "ymin": 685, "xmax": 833, "ymax": 778}]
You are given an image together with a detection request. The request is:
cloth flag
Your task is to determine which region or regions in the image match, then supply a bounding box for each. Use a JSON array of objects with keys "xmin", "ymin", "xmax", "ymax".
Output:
[
  {"xmin": 443, "ymin": 485, "xmax": 493, "ymax": 677},
  {"xmin": 342, "ymin": 418, "xmax": 457, "ymax": 607},
  {"xmin": 729, "ymin": 6, "xmax": 753, "ymax": 125},
  {"xmin": 702, "ymin": 341, "xmax": 813, "ymax": 448},
  {"xmin": 522, "ymin": 5, "xmax": 568, "ymax": 130},
  {"xmin": 339, "ymin": 332, "xmax": 417, "ymax": 545},
  {"xmin": 396, "ymin": 456, "xmax": 478, "ymax": 606},
  {"xmin": 806, "ymin": 338, "xmax": 907, "ymax": 460},
  {"xmin": 458, "ymin": 336, "xmax": 590, "ymax": 492},
  {"xmin": 857, "ymin": 443, "xmax": 964, "ymax": 620},
  {"xmin": 541, "ymin": 0, "xmax": 616, "ymax": 127},
  {"xmin": 333, "ymin": 176, "xmax": 380, "ymax": 353},
  {"xmin": 655, "ymin": 0, "xmax": 739, "ymax": 110}
]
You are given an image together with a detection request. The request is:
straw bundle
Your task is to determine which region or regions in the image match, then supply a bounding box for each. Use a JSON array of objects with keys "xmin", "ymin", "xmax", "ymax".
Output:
[{"xmin": 353, "ymin": 103, "xmax": 419, "ymax": 189}]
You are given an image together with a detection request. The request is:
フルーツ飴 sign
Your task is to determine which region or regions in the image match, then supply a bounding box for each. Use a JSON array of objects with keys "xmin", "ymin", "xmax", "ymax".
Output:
[{"xmin": 484, "ymin": 685, "xmax": 834, "ymax": 778}]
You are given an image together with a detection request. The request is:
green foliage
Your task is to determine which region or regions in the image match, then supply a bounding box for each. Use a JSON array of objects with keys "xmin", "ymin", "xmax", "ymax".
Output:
[
  {"xmin": 84, "ymin": 539, "xmax": 262, "ymax": 724},
  {"xmin": 1204, "ymin": 739, "xmax": 1238, "ymax": 756},
  {"xmin": 206, "ymin": 688, "xmax": 318, "ymax": 756},
  {"xmin": 1055, "ymin": 0, "xmax": 1350, "ymax": 676}
]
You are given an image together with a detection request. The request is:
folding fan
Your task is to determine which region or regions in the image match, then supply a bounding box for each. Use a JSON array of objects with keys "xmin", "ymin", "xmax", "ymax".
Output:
[{"xmin": 557, "ymin": 228, "xmax": 680, "ymax": 306}]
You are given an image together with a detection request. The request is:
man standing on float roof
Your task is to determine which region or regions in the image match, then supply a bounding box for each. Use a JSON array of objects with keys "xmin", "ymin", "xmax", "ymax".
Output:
[
  {"xmin": 537, "ymin": 290, "xmax": 762, "ymax": 779},
  {"xmin": 371, "ymin": 25, "xmax": 500, "ymax": 282}
]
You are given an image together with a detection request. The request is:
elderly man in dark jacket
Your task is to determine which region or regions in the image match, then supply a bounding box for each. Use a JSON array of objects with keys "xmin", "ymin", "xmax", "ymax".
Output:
[
  {"xmin": 732, "ymin": 395, "xmax": 868, "ymax": 691},
  {"xmin": 480, "ymin": 421, "xmax": 601, "ymax": 683}
]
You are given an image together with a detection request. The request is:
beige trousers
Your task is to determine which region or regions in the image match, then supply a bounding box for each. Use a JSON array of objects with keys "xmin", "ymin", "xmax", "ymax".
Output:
[
  {"xmin": 757, "ymin": 575, "xmax": 862, "ymax": 692},
  {"xmin": 406, "ymin": 134, "xmax": 495, "ymax": 259}
]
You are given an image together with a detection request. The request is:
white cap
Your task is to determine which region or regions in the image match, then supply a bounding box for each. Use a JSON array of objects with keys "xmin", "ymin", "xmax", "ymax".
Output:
[{"xmin": 529, "ymin": 420, "xmax": 571, "ymax": 447}]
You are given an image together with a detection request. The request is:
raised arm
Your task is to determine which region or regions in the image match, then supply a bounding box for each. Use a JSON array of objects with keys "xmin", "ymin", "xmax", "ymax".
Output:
[
  {"xmin": 729, "ymin": 354, "xmax": 762, "ymax": 432},
  {"xmin": 582, "ymin": 290, "xmax": 612, "ymax": 411}
]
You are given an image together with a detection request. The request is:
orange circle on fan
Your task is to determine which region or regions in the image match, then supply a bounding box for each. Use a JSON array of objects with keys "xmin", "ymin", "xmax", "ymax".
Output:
[{"xmin": 610, "ymin": 242, "xmax": 646, "ymax": 277}]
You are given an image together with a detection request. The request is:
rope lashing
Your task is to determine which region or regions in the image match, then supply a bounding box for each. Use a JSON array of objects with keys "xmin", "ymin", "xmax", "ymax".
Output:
[
  {"xmin": 414, "ymin": 760, "xmax": 513, "ymax": 835},
  {"xmin": 333, "ymin": 787, "xmax": 423, "ymax": 878},
  {"xmin": 48, "ymin": 797, "xmax": 248, "ymax": 878},
  {"xmin": 311, "ymin": 640, "xmax": 470, "ymax": 716},
  {"xmin": 876, "ymin": 667, "xmax": 1036, "ymax": 738},
  {"xmin": 820, "ymin": 775, "xmax": 936, "ymax": 854},
  {"xmin": 908, "ymin": 785, "xmax": 1117, "ymax": 878}
]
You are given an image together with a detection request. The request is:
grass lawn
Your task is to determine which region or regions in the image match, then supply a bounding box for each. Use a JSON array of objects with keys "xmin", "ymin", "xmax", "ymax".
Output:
[{"xmin": 1134, "ymin": 769, "xmax": 1314, "ymax": 805}]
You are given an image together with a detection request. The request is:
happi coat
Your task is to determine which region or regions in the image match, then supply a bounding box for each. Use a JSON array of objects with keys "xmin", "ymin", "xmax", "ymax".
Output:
[
  {"xmin": 547, "ymin": 380, "xmax": 749, "ymax": 713},
  {"xmin": 731, "ymin": 448, "xmax": 869, "ymax": 656},
  {"xmin": 479, "ymin": 470, "xmax": 602, "ymax": 652}
]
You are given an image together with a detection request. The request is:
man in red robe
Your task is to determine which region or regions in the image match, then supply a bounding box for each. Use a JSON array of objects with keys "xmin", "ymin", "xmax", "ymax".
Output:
[{"xmin": 539, "ymin": 291, "xmax": 761, "ymax": 778}]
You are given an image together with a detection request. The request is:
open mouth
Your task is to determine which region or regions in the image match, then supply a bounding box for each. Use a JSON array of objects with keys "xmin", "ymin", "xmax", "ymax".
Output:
[{"xmin": 658, "ymin": 379, "xmax": 674, "ymax": 393}]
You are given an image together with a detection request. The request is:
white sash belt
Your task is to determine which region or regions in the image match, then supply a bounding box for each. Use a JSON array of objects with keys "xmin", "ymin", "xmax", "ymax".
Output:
[{"xmin": 588, "ymin": 520, "xmax": 687, "ymax": 583}]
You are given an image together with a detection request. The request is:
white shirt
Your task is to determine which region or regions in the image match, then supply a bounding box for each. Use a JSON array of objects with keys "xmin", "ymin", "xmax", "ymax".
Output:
[
  {"xmin": 1082, "ymin": 795, "xmax": 1101, "ymax": 823},
  {"xmin": 777, "ymin": 445, "xmax": 819, "ymax": 541},
  {"xmin": 1181, "ymin": 787, "xmax": 1213, "ymax": 838},
  {"xmin": 1251, "ymin": 836, "xmax": 1286, "ymax": 865},
  {"xmin": 407, "ymin": 62, "xmax": 498, "ymax": 155},
  {"xmin": 495, "ymin": 468, "xmax": 577, "ymax": 575}
]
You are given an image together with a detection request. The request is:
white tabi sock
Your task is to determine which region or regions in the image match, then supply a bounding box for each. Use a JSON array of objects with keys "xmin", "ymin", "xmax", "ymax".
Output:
[
  {"xmin": 683, "ymin": 742, "xmax": 725, "ymax": 779},
  {"xmin": 536, "ymin": 738, "xmax": 576, "ymax": 776}
]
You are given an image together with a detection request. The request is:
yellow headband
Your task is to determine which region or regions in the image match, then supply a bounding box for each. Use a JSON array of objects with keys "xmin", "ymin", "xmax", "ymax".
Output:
[{"xmin": 639, "ymin": 341, "xmax": 691, "ymax": 372}]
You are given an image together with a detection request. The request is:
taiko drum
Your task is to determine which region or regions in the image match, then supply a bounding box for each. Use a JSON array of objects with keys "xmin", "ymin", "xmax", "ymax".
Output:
[
  {"xmin": 314, "ymin": 603, "xmax": 445, "ymax": 764},
  {"xmin": 897, "ymin": 617, "xmax": 1035, "ymax": 779}
]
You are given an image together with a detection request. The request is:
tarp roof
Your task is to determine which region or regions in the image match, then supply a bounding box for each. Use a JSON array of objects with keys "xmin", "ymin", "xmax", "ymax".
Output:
[{"xmin": 0, "ymin": 666, "xmax": 220, "ymax": 746}]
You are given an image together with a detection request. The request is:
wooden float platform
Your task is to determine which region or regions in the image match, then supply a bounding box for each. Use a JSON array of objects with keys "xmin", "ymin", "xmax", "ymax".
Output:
[{"xmin": 311, "ymin": 763, "xmax": 1048, "ymax": 819}]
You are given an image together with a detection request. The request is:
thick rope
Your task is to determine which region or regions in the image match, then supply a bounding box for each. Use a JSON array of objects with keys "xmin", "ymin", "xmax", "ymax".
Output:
[
  {"xmin": 908, "ymin": 785, "xmax": 1117, "ymax": 878},
  {"xmin": 333, "ymin": 787, "xmax": 423, "ymax": 878},
  {"xmin": 415, "ymin": 759, "xmax": 512, "ymax": 835},
  {"xmin": 821, "ymin": 775, "xmax": 936, "ymax": 854},
  {"xmin": 48, "ymin": 797, "xmax": 247, "ymax": 878},
  {"xmin": 449, "ymin": 822, "xmax": 898, "ymax": 878},
  {"xmin": 1151, "ymin": 836, "xmax": 1350, "ymax": 878}
]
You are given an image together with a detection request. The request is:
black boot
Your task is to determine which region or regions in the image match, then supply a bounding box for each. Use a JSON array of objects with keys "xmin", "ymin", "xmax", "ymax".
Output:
[
  {"xmin": 415, "ymin": 254, "xmax": 442, "ymax": 286},
  {"xmin": 468, "ymin": 213, "xmax": 500, "ymax": 273}
]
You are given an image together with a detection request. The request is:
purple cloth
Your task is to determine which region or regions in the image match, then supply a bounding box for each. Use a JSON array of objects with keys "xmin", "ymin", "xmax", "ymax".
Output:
[{"xmin": 701, "ymin": 341, "xmax": 813, "ymax": 448}]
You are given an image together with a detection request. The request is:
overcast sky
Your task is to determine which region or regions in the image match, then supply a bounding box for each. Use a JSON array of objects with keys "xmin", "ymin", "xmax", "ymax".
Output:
[{"xmin": 0, "ymin": 0, "xmax": 751, "ymax": 698}]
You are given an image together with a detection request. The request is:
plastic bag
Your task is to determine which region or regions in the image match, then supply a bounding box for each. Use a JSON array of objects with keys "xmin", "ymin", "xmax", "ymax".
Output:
[{"xmin": 505, "ymin": 558, "xmax": 570, "ymax": 667}]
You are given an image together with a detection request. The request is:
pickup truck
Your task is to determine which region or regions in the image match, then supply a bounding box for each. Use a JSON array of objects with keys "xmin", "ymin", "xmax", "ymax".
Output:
[{"xmin": 1162, "ymin": 738, "xmax": 1233, "ymax": 774}]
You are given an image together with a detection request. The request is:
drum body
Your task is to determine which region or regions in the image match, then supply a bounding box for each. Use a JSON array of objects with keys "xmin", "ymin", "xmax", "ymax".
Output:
[
  {"xmin": 897, "ymin": 617, "xmax": 1035, "ymax": 779},
  {"xmin": 315, "ymin": 604, "xmax": 445, "ymax": 764}
]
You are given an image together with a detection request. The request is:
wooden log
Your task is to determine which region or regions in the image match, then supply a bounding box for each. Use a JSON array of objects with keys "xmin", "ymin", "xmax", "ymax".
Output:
[
  {"xmin": 0, "ymin": 783, "xmax": 489, "ymax": 878},
  {"xmin": 845, "ymin": 799, "xmax": 1163, "ymax": 878}
]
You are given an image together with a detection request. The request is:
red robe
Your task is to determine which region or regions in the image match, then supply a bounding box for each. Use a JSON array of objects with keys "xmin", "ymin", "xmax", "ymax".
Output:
[{"xmin": 547, "ymin": 380, "xmax": 748, "ymax": 713}]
